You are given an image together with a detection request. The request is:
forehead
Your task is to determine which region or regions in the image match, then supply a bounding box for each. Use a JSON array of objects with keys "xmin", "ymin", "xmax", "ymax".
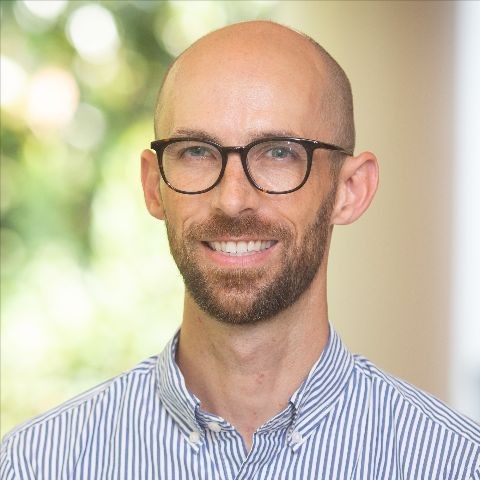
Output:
[{"xmin": 158, "ymin": 34, "xmax": 328, "ymax": 142}]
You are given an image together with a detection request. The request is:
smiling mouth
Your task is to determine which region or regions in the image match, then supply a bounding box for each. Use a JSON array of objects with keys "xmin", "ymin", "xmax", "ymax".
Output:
[{"xmin": 204, "ymin": 240, "xmax": 276, "ymax": 256}]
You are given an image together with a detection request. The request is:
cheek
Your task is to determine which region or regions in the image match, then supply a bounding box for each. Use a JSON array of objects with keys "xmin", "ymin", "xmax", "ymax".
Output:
[
  {"xmin": 269, "ymin": 196, "xmax": 317, "ymax": 242},
  {"xmin": 278, "ymin": 181, "xmax": 333, "ymax": 240},
  {"xmin": 161, "ymin": 191, "xmax": 211, "ymax": 234}
]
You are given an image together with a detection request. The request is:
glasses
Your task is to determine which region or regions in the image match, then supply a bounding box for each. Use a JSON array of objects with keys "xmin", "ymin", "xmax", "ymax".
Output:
[{"xmin": 150, "ymin": 136, "xmax": 352, "ymax": 195}]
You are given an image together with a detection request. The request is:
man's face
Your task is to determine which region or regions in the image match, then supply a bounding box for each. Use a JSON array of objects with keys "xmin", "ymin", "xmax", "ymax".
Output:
[{"xmin": 156, "ymin": 33, "xmax": 337, "ymax": 325}]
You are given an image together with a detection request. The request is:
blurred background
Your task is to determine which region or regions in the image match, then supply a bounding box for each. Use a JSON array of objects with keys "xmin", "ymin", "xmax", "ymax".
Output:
[{"xmin": 1, "ymin": 1, "xmax": 479, "ymax": 436}]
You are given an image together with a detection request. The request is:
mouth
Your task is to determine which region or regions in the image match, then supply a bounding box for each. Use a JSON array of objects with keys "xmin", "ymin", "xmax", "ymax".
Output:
[{"xmin": 203, "ymin": 240, "xmax": 277, "ymax": 256}]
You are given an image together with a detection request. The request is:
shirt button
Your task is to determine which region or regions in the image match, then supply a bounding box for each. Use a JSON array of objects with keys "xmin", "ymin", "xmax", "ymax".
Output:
[
  {"xmin": 189, "ymin": 431, "xmax": 201, "ymax": 443},
  {"xmin": 207, "ymin": 421, "xmax": 222, "ymax": 433},
  {"xmin": 291, "ymin": 431, "xmax": 303, "ymax": 444}
]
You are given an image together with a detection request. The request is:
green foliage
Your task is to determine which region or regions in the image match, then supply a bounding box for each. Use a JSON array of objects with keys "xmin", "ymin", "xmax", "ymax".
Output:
[{"xmin": 0, "ymin": 0, "xmax": 275, "ymax": 436}]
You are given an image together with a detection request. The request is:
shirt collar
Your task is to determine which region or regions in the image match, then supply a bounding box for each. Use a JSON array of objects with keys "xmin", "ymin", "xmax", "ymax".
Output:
[
  {"xmin": 155, "ymin": 333, "xmax": 202, "ymax": 448},
  {"xmin": 286, "ymin": 325, "xmax": 355, "ymax": 449},
  {"xmin": 156, "ymin": 324, "xmax": 354, "ymax": 450}
]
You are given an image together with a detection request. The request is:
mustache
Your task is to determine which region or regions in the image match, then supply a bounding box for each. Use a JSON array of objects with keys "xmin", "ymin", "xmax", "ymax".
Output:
[{"xmin": 184, "ymin": 213, "xmax": 292, "ymax": 241}]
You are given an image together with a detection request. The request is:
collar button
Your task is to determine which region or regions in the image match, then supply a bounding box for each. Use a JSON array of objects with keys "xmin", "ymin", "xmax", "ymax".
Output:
[
  {"xmin": 207, "ymin": 421, "xmax": 222, "ymax": 433},
  {"xmin": 189, "ymin": 430, "xmax": 201, "ymax": 443},
  {"xmin": 291, "ymin": 431, "xmax": 303, "ymax": 444}
]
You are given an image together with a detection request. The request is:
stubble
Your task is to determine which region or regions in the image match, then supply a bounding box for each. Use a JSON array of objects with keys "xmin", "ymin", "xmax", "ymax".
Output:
[{"xmin": 165, "ymin": 188, "xmax": 336, "ymax": 325}]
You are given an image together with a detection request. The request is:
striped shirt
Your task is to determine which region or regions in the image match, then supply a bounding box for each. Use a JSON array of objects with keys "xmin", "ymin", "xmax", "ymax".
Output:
[{"xmin": 2, "ymin": 327, "xmax": 480, "ymax": 479}]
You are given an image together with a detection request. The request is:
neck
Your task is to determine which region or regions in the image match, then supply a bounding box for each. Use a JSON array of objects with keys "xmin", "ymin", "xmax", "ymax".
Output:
[{"xmin": 176, "ymin": 272, "xmax": 329, "ymax": 452}]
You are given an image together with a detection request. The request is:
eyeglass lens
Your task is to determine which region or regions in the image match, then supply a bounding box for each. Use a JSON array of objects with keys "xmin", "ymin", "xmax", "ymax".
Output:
[{"xmin": 161, "ymin": 140, "xmax": 308, "ymax": 193}]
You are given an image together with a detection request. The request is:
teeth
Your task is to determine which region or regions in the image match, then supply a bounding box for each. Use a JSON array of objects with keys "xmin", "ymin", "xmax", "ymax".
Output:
[
  {"xmin": 208, "ymin": 240, "xmax": 274, "ymax": 256},
  {"xmin": 237, "ymin": 242, "xmax": 247, "ymax": 254}
]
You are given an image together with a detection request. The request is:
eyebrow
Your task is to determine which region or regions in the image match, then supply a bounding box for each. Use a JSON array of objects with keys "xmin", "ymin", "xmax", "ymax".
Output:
[{"xmin": 167, "ymin": 128, "xmax": 301, "ymax": 145}]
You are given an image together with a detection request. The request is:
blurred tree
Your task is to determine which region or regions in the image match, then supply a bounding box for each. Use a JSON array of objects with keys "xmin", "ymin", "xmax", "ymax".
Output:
[{"xmin": 0, "ymin": 0, "xmax": 276, "ymax": 436}]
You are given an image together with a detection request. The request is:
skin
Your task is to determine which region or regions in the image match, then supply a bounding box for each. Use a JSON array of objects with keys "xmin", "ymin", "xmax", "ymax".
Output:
[{"xmin": 141, "ymin": 21, "xmax": 379, "ymax": 453}]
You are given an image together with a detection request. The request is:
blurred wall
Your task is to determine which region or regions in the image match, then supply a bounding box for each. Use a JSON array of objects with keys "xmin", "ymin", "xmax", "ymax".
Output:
[{"xmin": 272, "ymin": 1, "xmax": 455, "ymax": 401}]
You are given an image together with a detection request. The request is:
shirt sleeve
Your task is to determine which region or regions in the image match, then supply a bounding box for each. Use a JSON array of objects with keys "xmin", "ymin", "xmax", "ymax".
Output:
[{"xmin": 0, "ymin": 441, "xmax": 17, "ymax": 480}]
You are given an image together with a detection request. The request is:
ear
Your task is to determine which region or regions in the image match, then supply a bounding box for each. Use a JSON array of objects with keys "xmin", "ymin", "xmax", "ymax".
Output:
[
  {"xmin": 141, "ymin": 149, "xmax": 165, "ymax": 220},
  {"xmin": 331, "ymin": 151, "xmax": 379, "ymax": 225}
]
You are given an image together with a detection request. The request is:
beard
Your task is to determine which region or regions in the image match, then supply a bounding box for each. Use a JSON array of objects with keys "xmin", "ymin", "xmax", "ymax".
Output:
[{"xmin": 165, "ymin": 188, "xmax": 336, "ymax": 325}]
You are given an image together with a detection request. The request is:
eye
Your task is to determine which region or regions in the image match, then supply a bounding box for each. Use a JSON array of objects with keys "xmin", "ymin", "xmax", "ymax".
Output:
[
  {"xmin": 184, "ymin": 146, "xmax": 211, "ymax": 157},
  {"xmin": 263, "ymin": 144, "xmax": 301, "ymax": 161},
  {"xmin": 268, "ymin": 147, "xmax": 292, "ymax": 159}
]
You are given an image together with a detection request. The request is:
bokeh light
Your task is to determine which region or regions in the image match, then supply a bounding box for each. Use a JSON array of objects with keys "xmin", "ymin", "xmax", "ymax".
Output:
[
  {"xmin": 63, "ymin": 103, "xmax": 106, "ymax": 151},
  {"xmin": 66, "ymin": 4, "xmax": 120, "ymax": 63},
  {"xmin": 26, "ymin": 67, "xmax": 79, "ymax": 132},
  {"xmin": 0, "ymin": 56, "xmax": 27, "ymax": 110},
  {"xmin": 22, "ymin": 0, "xmax": 67, "ymax": 21},
  {"xmin": 13, "ymin": 0, "xmax": 66, "ymax": 32},
  {"xmin": 160, "ymin": 1, "xmax": 228, "ymax": 56}
]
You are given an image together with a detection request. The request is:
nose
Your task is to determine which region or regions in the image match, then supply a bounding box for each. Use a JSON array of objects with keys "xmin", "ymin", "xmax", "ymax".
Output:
[{"xmin": 210, "ymin": 152, "xmax": 261, "ymax": 217}]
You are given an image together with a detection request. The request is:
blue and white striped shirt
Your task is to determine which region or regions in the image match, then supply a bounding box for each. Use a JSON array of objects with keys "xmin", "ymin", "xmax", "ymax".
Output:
[{"xmin": 2, "ymin": 327, "xmax": 480, "ymax": 479}]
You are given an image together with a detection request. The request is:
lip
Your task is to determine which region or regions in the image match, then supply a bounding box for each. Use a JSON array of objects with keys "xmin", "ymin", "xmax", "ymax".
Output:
[{"xmin": 200, "ymin": 240, "xmax": 278, "ymax": 268}]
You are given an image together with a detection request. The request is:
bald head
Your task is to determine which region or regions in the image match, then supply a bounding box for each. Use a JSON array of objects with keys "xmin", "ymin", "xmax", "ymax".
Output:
[{"xmin": 155, "ymin": 21, "xmax": 355, "ymax": 153}]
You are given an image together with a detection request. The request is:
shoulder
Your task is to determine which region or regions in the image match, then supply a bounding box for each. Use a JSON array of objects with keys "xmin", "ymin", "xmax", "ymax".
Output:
[
  {"xmin": 350, "ymin": 355, "xmax": 480, "ymax": 478},
  {"xmin": 1, "ymin": 355, "xmax": 158, "ymax": 450},
  {"xmin": 353, "ymin": 354, "xmax": 480, "ymax": 444}
]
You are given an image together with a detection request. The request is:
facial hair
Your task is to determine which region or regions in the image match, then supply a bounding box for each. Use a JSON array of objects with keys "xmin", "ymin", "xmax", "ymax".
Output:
[{"xmin": 165, "ymin": 188, "xmax": 336, "ymax": 325}]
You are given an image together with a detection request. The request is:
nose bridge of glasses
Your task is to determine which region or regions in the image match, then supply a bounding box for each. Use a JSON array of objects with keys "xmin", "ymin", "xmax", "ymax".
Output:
[
  {"xmin": 217, "ymin": 144, "xmax": 257, "ymax": 192},
  {"xmin": 221, "ymin": 145, "xmax": 250, "ymax": 176},
  {"xmin": 221, "ymin": 145, "xmax": 245, "ymax": 159}
]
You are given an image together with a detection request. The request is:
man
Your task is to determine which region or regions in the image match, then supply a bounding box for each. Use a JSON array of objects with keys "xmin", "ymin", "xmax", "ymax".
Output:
[{"xmin": 1, "ymin": 20, "xmax": 479, "ymax": 480}]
